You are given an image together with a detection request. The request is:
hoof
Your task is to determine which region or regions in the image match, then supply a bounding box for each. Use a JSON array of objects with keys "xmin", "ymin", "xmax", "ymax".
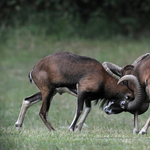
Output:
[
  {"xmin": 76, "ymin": 124, "xmax": 82, "ymax": 132},
  {"xmin": 68, "ymin": 128, "xmax": 74, "ymax": 132},
  {"xmin": 139, "ymin": 130, "xmax": 147, "ymax": 135},
  {"xmin": 133, "ymin": 129, "xmax": 139, "ymax": 134},
  {"xmin": 15, "ymin": 122, "xmax": 22, "ymax": 130}
]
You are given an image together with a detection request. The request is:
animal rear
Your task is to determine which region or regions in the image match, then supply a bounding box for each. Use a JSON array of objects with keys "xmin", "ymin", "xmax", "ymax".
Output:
[{"xmin": 28, "ymin": 71, "xmax": 33, "ymax": 83}]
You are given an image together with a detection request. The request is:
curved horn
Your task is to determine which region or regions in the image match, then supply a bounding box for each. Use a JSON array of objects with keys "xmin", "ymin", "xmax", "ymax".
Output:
[
  {"xmin": 132, "ymin": 53, "xmax": 150, "ymax": 66},
  {"xmin": 118, "ymin": 75, "xmax": 145, "ymax": 111},
  {"xmin": 102, "ymin": 62, "xmax": 122, "ymax": 80},
  {"xmin": 129, "ymin": 103, "xmax": 149, "ymax": 115}
]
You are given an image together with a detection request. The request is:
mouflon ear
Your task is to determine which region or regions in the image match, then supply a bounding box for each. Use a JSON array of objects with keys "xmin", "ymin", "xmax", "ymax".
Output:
[{"xmin": 121, "ymin": 65, "xmax": 134, "ymax": 76}]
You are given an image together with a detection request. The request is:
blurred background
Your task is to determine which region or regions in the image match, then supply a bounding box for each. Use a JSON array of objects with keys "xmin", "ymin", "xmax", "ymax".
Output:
[{"xmin": 1, "ymin": 0, "xmax": 150, "ymax": 39}]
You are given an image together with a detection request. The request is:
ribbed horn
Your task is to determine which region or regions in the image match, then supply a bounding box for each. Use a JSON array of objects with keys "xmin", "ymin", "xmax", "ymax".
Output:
[
  {"xmin": 102, "ymin": 62, "xmax": 122, "ymax": 80},
  {"xmin": 118, "ymin": 75, "xmax": 145, "ymax": 111}
]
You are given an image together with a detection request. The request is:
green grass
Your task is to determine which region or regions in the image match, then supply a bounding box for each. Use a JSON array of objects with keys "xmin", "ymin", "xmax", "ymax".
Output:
[{"xmin": 1, "ymin": 27, "xmax": 150, "ymax": 150}]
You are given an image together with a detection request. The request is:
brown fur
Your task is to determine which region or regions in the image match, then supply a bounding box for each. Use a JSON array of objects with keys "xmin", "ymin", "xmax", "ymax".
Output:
[{"xmin": 15, "ymin": 52, "xmax": 134, "ymax": 132}]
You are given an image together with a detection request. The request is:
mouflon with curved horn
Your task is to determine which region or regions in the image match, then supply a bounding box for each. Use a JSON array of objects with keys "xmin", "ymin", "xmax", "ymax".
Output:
[{"xmin": 15, "ymin": 52, "xmax": 135, "ymax": 132}]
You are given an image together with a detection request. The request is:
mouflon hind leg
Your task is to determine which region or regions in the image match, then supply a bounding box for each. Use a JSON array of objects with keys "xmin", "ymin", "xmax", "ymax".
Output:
[
  {"xmin": 15, "ymin": 92, "xmax": 42, "ymax": 130},
  {"xmin": 39, "ymin": 88, "xmax": 56, "ymax": 131}
]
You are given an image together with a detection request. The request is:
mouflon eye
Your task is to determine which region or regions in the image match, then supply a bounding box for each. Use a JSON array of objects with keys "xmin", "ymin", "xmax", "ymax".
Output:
[
  {"xmin": 125, "ymin": 95, "xmax": 129, "ymax": 100},
  {"xmin": 120, "ymin": 101, "xmax": 126, "ymax": 109}
]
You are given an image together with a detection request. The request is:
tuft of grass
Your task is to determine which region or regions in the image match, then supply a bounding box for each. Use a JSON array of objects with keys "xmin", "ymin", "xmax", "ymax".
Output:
[{"xmin": 1, "ymin": 27, "xmax": 150, "ymax": 150}]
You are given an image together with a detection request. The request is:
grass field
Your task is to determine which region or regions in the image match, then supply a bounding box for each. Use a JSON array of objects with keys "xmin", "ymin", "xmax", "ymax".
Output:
[{"xmin": 1, "ymin": 27, "xmax": 150, "ymax": 150}]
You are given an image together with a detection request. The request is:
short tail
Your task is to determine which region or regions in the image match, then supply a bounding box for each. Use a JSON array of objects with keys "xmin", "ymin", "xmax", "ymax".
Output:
[{"xmin": 28, "ymin": 71, "xmax": 33, "ymax": 83}]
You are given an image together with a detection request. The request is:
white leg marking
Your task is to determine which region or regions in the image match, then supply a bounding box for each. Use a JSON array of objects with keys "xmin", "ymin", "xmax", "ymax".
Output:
[
  {"xmin": 133, "ymin": 111, "xmax": 139, "ymax": 134},
  {"xmin": 76, "ymin": 107, "xmax": 91, "ymax": 131},
  {"xmin": 69, "ymin": 111, "xmax": 82, "ymax": 132},
  {"xmin": 15, "ymin": 98, "xmax": 41, "ymax": 130},
  {"xmin": 15, "ymin": 100, "xmax": 30, "ymax": 130},
  {"xmin": 139, "ymin": 116, "xmax": 150, "ymax": 134}
]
